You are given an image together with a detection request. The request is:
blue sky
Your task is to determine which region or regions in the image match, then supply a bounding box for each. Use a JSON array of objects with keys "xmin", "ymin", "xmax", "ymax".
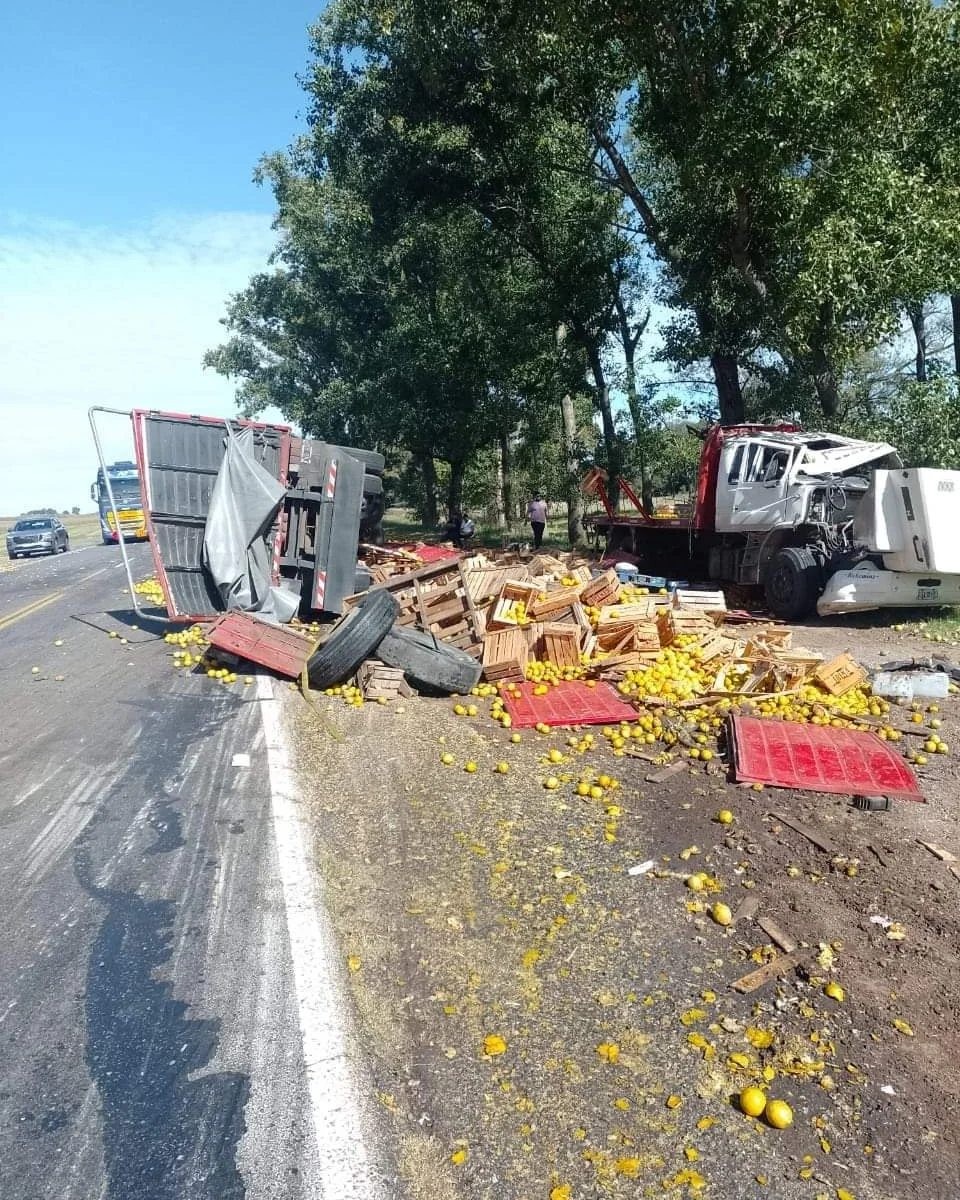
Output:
[{"xmin": 0, "ymin": 0, "xmax": 321, "ymax": 514}]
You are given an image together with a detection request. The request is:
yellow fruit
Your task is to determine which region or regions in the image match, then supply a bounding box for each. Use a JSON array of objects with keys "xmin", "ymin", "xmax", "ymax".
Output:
[
  {"xmin": 824, "ymin": 981, "xmax": 845, "ymax": 1003},
  {"xmin": 544, "ymin": 776, "xmax": 561, "ymax": 790},
  {"xmin": 510, "ymin": 732, "xmax": 521, "ymax": 743},
  {"xmin": 494, "ymin": 762, "xmax": 510, "ymax": 774},
  {"xmin": 440, "ymin": 752, "xmax": 455, "ymax": 765},
  {"xmin": 764, "ymin": 1098, "xmax": 793, "ymax": 1129},
  {"xmin": 710, "ymin": 902, "xmax": 732, "ymax": 926},
  {"xmin": 483, "ymin": 1034, "xmax": 507, "ymax": 1056},
  {"xmin": 576, "ymin": 782, "xmax": 591, "ymax": 797},
  {"xmin": 716, "ymin": 809, "xmax": 734, "ymax": 824},
  {"xmin": 686, "ymin": 873, "xmax": 706, "ymax": 892},
  {"xmin": 464, "ymin": 761, "xmax": 477, "ymax": 773},
  {"xmin": 739, "ymin": 1086, "xmax": 766, "ymax": 1117}
]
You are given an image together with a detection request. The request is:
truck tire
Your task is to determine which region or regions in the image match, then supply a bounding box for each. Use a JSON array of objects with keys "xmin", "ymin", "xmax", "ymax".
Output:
[
  {"xmin": 307, "ymin": 589, "xmax": 398, "ymax": 689},
  {"xmin": 377, "ymin": 624, "xmax": 482, "ymax": 695},
  {"xmin": 764, "ymin": 547, "xmax": 821, "ymax": 620}
]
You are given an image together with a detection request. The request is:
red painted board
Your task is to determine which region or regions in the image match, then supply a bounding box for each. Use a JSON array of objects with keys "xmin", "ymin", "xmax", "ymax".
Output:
[
  {"xmin": 729, "ymin": 714, "xmax": 923, "ymax": 801},
  {"xmin": 503, "ymin": 680, "xmax": 637, "ymax": 728},
  {"xmin": 205, "ymin": 612, "xmax": 315, "ymax": 678}
]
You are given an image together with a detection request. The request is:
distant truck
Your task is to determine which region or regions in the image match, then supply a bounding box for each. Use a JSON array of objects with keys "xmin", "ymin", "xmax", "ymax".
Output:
[
  {"xmin": 588, "ymin": 423, "xmax": 960, "ymax": 619},
  {"xmin": 91, "ymin": 460, "xmax": 147, "ymax": 544}
]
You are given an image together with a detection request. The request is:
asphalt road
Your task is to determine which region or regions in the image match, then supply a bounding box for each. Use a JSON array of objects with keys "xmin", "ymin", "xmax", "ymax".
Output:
[{"xmin": 0, "ymin": 546, "xmax": 324, "ymax": 1199}]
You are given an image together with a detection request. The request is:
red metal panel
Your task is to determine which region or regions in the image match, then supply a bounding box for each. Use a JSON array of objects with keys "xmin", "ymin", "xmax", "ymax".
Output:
[
  {"xmin": 205, "ymin": 612, "xmax": 316, "ymax": 678},
  {"xmin": 729, "ymin": 714, "xmax": 923, "ymax": 801},
  {"xmin": 503, "ymin": 681, "xmax": 637, "ymax": 729}
]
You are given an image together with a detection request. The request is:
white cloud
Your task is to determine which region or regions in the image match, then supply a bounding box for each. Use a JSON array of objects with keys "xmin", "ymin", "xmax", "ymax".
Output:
[{"xmin": 0, "ymin": 211, "xmax": 293, "ymax": 515}]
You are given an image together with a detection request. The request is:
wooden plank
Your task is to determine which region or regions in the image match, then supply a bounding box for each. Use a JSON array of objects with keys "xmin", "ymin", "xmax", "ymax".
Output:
[
  {"xmin": 731, "ymin": 952, "xmax": 802, "ymax": 994},
  {"xmin": 768, "ymin": 811, "xmax": 840, "ymax": 856},
  {"xmin": 645, "ymin": 760, "xmax": 688, "ymax": 784},
  {"xmin": 755, "ymin": 917, "xmax": 798, "ymax": 953},
  {"xmin": 917, "ymin": 840, "xmax": 958, "ymax": 863}
]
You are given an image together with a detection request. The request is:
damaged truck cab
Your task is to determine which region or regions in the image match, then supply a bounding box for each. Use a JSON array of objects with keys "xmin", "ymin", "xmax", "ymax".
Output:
[{"xmin": 592, "ymin": 424, "xmax": 960, "ymax": 619}]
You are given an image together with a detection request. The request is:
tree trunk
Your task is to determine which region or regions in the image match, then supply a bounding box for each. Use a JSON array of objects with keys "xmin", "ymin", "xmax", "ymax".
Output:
[
  {"xmin": 585, "ymin": 342, "xmax": 621, "ymax": 510},
  {"xmin": 499, "ymin": 431, "xmax": 513, "ymax": 529},
  {"xmin": 416, "ymin": 451, "xmax": 439, "ymax": 527},
  {"xmin": 493, "ymin": 440, "xmax": 506, "ymax": 531},
  {"xmin": 447, "ymin": 458, "xmax": 465, "ymax": 518},
  {"xmin": 809, "ymin": 346, "xmax": 840, "ymax": 417},
  {"xmin": 710, "ymin": 351, "xmax": 745, "ymax": 424},
  {"xmin": 559, "ymin": 392, "xmax": 585, "ymax": 547},
  {"xmin": 907, "ymin": 301, "xmax": 928, "ymax": 383},
  {"xmin": 951, "ymin": 294, "xmax": 960, "ymax": 376}
]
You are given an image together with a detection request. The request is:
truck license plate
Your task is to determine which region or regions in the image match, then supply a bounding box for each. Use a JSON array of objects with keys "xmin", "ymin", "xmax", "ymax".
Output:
[{"xmin": 917, "ymin": 587, "xmax": 939, "ymax": 601}]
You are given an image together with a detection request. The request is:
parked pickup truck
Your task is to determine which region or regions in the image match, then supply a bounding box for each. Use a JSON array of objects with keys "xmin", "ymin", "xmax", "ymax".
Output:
[{"xmin": 588, "ymin": 423, "xmax": 960, "ymax": 619}]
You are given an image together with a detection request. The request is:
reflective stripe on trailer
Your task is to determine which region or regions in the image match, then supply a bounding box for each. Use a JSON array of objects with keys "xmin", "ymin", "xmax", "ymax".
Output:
[
  {"xmin": 313, "ymin": 570, "xmax": 327, "ymax": 609},
  {"xmin": 324, "ymin": 460, "xmax": 338, "ymax": 500}
]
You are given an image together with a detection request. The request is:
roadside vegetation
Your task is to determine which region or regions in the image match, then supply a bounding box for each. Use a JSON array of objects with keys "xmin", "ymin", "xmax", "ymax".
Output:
[{"xmin": 206, "ymin": 0, "xmax": 960, "ymax": 535}]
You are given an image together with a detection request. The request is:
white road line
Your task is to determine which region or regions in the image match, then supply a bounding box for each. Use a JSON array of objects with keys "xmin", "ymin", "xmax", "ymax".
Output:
[{"xmin": 256, "ymin": 676, "xmax": 384, "ymax": 1198}]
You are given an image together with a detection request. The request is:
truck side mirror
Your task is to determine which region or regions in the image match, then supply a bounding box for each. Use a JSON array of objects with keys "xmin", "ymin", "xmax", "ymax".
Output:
[{"xmin": 90, "ymin": 484, "xmax": 96, "ymax": 501}]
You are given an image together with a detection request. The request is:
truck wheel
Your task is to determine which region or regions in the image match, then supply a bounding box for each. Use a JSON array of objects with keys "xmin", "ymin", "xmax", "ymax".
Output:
[
  {"xmin": 376, "ymin": 624, "xmax": 482, "ymax": 695},
  {"xmin": 764, "ymin": 547, "xmax": 820, "ymax": 620},
  {"xmin": 306, "ymin": 589, "xmax": 398, "ymax": 689}
]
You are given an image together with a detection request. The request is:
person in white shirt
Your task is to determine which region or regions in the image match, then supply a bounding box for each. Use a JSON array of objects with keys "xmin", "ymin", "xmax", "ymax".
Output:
[{"xmin": 527, "ymin": 495, "xmax": 547, "ymax": 548}]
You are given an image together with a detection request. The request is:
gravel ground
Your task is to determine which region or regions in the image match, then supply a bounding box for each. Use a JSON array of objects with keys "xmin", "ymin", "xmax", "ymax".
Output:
[{"xmin": 293, "ymin": 614, "xmax": 960, "ymax": 1200}]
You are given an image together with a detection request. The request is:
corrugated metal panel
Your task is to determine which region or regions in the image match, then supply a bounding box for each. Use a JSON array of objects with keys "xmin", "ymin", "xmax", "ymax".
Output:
[
  {"xmin": 131, "ymin": 410, "xmax": 290, "ymax": 621},
  {"xmin": 728, "ymin": 713, "xmax": 923, "ymax": 800}
]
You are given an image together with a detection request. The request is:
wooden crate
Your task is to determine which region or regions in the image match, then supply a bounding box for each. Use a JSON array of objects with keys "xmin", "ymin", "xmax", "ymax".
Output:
[
  {"xmin": 344, "ymin": 560, "xmax": 483, "ymax": 654},
  {"xmin": 529, "ymin": 585, "xmax": 583, "ymax": 621},
  {"xmin": 695, "ymin": 629, "xmax": 743, "ymax": 663},
  {"xmin": 814, "ymin": 652, "xmax": 867, "ymax": 696},
  {"xmin": 540, "ymin": 621, "xmax": 582, "ymax": 668},
  {"xmin": 463, "ymin": 562, "xmax": 530, "ymax": 604},
  {"xmin": 527, "ymin": 553, "xmax": 568, "ymax": 579},
  {"xmin": 672, "ymin": 588, "xmax": 727, "ymax": 614},
  {"xmin": 482, "ymin": 627, "xmax": 529, "ymax": 683},
  {"xmin": 657, "ymin": 607, "xmax": 715, "ymax": 645},
  {"xmin": 356, "ymin": 660, "xmax": 413, "ymax": 700},
  {"xmin": 418, "ymin": 572, "xmax": 485, "ymax": 657},
  {"xmin": 487, "ymin": 580, "xmax": 542, "ymax": 630},
  {"xmin": 580, "ymin": 569, "xmax": 620, "ymax": 609}
]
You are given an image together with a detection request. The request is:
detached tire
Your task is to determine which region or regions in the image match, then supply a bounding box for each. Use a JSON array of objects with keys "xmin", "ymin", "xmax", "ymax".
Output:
[
  {"xmin": 307, "ymin": 588, "xmax": 398, "ymax": 689},
  {"xmin": 377, "ymin": 624, "xmax": 482, "ymax": 695},
  {"xmin": 764, "ymin": 546, "xmax": 821, "ymax": 620}
]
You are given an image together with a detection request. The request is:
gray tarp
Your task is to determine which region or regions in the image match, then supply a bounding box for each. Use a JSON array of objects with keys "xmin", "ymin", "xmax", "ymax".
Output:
[{"xmin": 202, "ymin": 424, "xmax": 299, "ymax": 624}]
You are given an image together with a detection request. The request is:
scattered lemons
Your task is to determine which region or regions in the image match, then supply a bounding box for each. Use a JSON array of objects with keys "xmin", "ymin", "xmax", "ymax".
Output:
[
  {"xmin": 710, "ymin": 902, "xmax": 732, "ymax": 926},
  {"xmin": 716, "ymin": 809, "xmax": 734, "ymax": 824},
  {"xmin": 764, "ymin": 1098, "xmax": 794, "ymax": 1129},
  {"xmin": 824, "ymin": 981, "xmax": 845, "ymax": 1003},
  {"xmin": 739, "ymin": 1086, "xmax": 766, "ymax": 1117}
]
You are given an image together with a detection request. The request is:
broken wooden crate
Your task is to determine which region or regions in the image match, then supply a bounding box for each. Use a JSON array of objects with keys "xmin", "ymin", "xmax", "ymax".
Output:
[
  {"xmin": 356, "ymin": 659, "xmax": 413, "ymax": 700},
  {"xmin": 343, "ymin": 559, "xmax": 485, "ymax": 657}
]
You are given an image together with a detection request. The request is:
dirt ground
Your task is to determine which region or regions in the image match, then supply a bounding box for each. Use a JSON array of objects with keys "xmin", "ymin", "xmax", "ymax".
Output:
[{"xmin": 294, "ymin": 615, "xmax": 960, "ymax": 1200}]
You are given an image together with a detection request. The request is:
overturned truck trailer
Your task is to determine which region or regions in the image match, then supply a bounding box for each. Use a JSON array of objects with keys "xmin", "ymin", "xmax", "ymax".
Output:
[{"xmin": 126, "ymin": 408, "xmax": 382, "ymax": 622}]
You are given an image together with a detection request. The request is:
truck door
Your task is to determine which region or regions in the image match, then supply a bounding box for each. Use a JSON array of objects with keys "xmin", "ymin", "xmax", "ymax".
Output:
[{"xmin": 715, "ymin": 439, "xmax": 793, "ymax": 532}]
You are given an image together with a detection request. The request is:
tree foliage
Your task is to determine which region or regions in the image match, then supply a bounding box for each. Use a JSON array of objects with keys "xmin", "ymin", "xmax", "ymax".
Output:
[{"xmin": 206, "ymin": 0, "xmax": 960, "ymax": 535}]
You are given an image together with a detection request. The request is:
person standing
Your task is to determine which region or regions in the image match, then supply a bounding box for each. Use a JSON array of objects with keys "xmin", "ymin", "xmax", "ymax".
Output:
[{"xmin": 527, "ymin": 494, "xmax": 547, "ymax": 549}]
